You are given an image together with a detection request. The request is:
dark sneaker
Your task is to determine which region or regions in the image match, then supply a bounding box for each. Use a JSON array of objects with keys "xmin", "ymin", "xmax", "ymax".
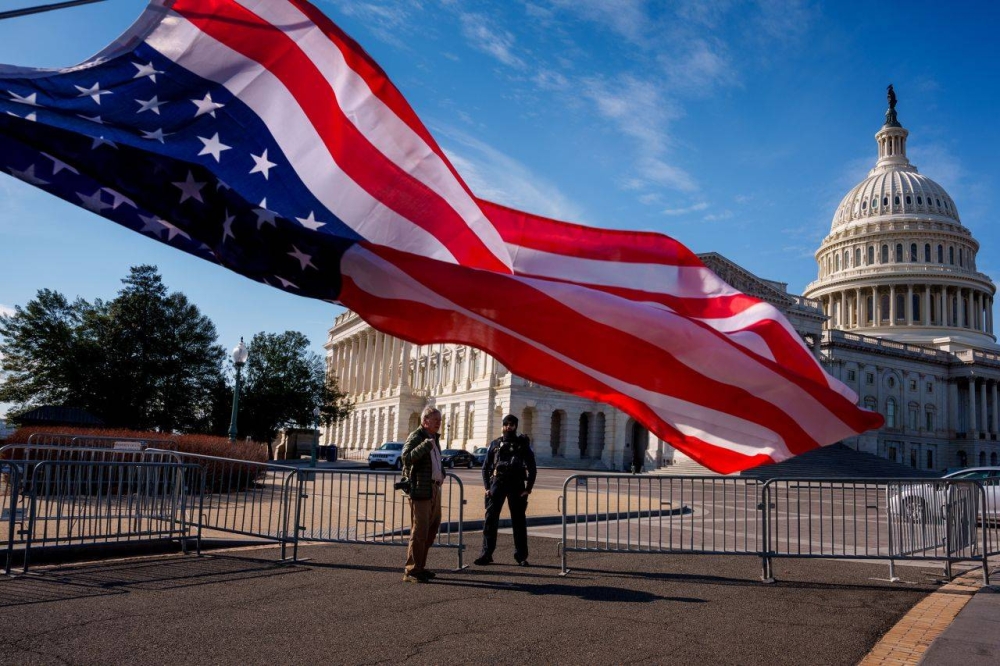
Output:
[
  {"xmin": 402, "ymin": 573, "xmax": 425, "ymax": 583},
  {"xmin": 473, "ymin": 556, "xmax": 493, "ymax": 566},
  {"xmin": 516, "ymin": 559, "xmax": 529, "ymax": 567}
]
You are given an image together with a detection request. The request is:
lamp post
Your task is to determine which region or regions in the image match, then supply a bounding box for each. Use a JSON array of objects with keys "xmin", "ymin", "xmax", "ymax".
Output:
[
  {"xmin": 228, "ymin": 338, "xmax": 249, "ymax": 443},
  {"xmin": 310, "ymin": 406, "xmax": 321, "ymax": 468}
]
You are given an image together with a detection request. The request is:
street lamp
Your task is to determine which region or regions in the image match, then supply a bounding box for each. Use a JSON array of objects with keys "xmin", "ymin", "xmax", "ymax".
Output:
[
  {"xmin": 310, "ymin": 406, "xmax": 321, "ymax": 468},
  {"xmin": 228, "ymin": 338, "xmax": 249, "ymax": 443}
]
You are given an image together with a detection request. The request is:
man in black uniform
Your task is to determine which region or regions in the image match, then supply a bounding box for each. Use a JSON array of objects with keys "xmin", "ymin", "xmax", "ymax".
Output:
[{"xmin": 474, "ymin": 414, "xmax": 537, "ymax": 566}]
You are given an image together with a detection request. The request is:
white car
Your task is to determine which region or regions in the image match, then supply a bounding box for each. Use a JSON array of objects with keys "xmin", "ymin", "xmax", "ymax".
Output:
[
  {"xmin": 890, "ymin": 467, "xmax": 1000, "ymax": 524},
  {"xmin": 368, "ymin": 442, "xmax": 404, "ymax": 470}
]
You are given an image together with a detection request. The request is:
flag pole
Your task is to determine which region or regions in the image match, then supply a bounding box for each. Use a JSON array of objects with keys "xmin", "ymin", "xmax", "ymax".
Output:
[{"xmin": 0, "ymin": 0, "xmax": 108, "ymax": 21}]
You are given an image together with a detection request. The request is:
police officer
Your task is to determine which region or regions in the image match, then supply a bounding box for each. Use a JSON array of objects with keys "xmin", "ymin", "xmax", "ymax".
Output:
[{"xmin": 474, "ymin": 414, "xmax": 537, "ymax": 566}]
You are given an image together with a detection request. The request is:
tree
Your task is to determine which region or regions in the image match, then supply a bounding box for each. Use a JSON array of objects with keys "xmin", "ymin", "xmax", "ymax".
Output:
[
  {"xmin": 238, "ymin": 331, "xmax": 351, "ymax": 456},
  {"xmin": 0, "ymin": 266, "xmax": 226, "ymax": 432}
]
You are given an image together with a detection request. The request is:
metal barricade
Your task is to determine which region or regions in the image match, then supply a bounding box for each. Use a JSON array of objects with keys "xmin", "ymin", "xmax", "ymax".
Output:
[
  {"xmin": 291, "ymin": 469, "xmax": 466, "ymax": 569},
  {"xmin": 2, "ymin": 464, "xmax": 21, "ymax": 574},
  {"xmin": 144, "ymin": 449, "xmax": 298, "ymax": 554},
  {"xmin": 559, "ymin": 474, "xmax": 762, "ymax": 574},
  {"xmin": 760, "ymin": 478, "xmax": 991, "ymax": 584},
  {"xmin": 20, "ymin": 460, "xmax": 200, "ymax": 572}
]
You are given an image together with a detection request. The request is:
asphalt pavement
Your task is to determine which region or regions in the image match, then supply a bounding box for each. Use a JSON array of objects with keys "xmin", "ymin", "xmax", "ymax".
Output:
[{"xmin": 0, "ymin": 534, "xmax": 945, "ymax": 665}]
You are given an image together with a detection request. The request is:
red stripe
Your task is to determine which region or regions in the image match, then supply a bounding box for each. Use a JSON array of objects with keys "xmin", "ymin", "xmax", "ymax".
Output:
[
  {"xmin": 338, "ymin": 269, "xmax": 781, "ymax": 474},
  {"xmin": 480, "ymin": 199, "xmax": 705, "ymax": 266},
  {"xmin": 172, "ymin": 0, "xmax": 509, "ymax": 273}
]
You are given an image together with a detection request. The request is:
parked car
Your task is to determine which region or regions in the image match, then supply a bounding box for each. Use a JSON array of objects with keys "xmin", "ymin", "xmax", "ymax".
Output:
[
  {"xmin": 368, "ymin": 442, "xmax": 404, "ymax": 470},
  {"xmin": 441, "ymin": 449, "xmax": 475, "ymax": 469},
  {"xmin": 889, "ymin": 467, "xmax": 1000, "ymax": 524},
  {"xmin": 472, "ymin": 446, "xmax": 488, "ymax": 467}
]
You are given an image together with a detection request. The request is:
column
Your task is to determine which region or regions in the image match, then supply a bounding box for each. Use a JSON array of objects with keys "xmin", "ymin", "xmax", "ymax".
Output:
[
  {"xmin": 906, "ymin": 284, "xmax": 914, "ymax": 325},
  {"xmin": 981, "ymin": 379, "xmax": 988, "ymax": 435},
  {"xmin": 855, "ymin": 288, "xmax": 862, "ymax": 328},
  {"xmin": 399, "ymin": 342, "xmax": 411, "ymax": 388},
  {"xmin": 380, "ymin": 333, "xmax": 393, "ymax": 392},
  {"xmin": 992, "ymin": 381, "xmax": 999, "ymax": 434},
  {"xmin": 969, "ymin": 379, "xmax": 977, "ymax": 435},
  {"xmin": 944, "ymin": 288, "xmax": 951, "ymax": 327},
  {"xmin": 960, "ymin": 289, "xmax": 967, "ymax": 328},
  {"xmin": 889, "ymin": 285, "xmax": 896, "ymax": 326},
  {"xmin": 949, "ymin": 381, "xmax": 959, "ymax": 434},
  {"xmin": 349, "ymin": 336, "xmax": 360, "ymax": 395},
  {"xmin": 923, "ymin": 287, "xmax": 931, "ymax": 326},
  {"xmin": 873, "ymin": 288, "xmax": 881, "ymax": 328}
]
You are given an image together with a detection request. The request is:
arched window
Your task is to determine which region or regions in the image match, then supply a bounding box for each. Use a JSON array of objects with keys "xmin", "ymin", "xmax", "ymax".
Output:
[
  {"xmin": 980, "ymin": 451, "xmax": 987, "ymax": 466},
  {"xmin": 855, "ymin": 248, "xmax": 861, "ymax": 267},
  {"xmin": 896, "ymin": 294, "xmax": 905, "ymax": 320},
  {"xmin": 910, "ymin": 243, "xmax": 917, "ymax": 262},
  {"xmin": 862, "ymin": 200, "xmax": 867, "ymax": 210},
  {"xmin": 868, "ymin": 246, "xmax": 874, "ymax": 264},
  {"xmin": 883, "ymin": 197, "xmax": 889, "ymax": 207},
  {"xmin": 917, "ymin": 196, "xmax": 923, "ymax": 205},
  {"xmin": 881, "ymin": 245, "xmax": 889, "ymax": 263},
  {"xmin": 864, "ymin": 396, "xmax": 877, "ymax": 411},
  {"xmin": 843, "ymin": 249, "xmax": 850, "ymax": 268},
  {"xmin": 866, "ymin": 296, "xmax": 873, "ymax": 323},
  {"xmin": 886, "ymin": 398, "xmax": 897, "ymax": 428},
  {"xmin": 936, "ymin": 198, "xmax": 941, "ymax": 208},
  {"xmin": 872, "ymin": 197, "xmax": 878, "ymax": 209},
  {"xmin": 881, "ymin": 294, "xmax": 890, "ymax": 321},
  {"xmin": 894, "ymin": 195, "xmax": 900, "ymax": 206},
  {"xmin": 938, "ymin": 245, "xmax": 944, "ymax": 263},
  {"xmin": 906, "ymin": 195, "xmax": 912, "ymax": 205},
  {"xmin": 949, "ymin": 247, "xmax": 955, "ymax": 265},
  {"xmin": 835, "ymin": 254, "xmax": 840, "ymax": 271},
  {"xmin": 927, "ymin": 449, "xmax": 934, "ymax": 469},
  {"xmin": 912, "ymin": 294, "xmax": 920, "ymax": 321},
  {"xmin": 895, "ymin": 244, "xmax": 903, "ymax": 262}
]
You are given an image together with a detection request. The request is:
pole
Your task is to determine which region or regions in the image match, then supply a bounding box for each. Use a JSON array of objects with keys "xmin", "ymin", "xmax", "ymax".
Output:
[
  {"xmin": 228, "ymin": 363, "xmax": 243, "ymax": 443},
  {"xmin": 0, "ymin": 0, "xmax": 108, "ymax": 21}
]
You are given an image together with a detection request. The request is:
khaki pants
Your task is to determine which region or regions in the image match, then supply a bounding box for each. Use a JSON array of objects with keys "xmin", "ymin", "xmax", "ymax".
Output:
[{"xmin": 405, "ymin": 484, "xmax": 442, "ymax": 575}]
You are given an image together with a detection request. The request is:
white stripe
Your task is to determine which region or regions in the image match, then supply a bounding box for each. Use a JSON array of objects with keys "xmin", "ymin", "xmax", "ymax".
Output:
[
  {"xmin": 340, "ymin": 245, "xmax": 799, "ymax": 461},
  {"xmin": 234, "ymin": 0, "xmax": 511, "ymax": 271},
  {"xmin": 515, "ymin": 274, "xmax": 858, "ymax": 447},
  {"xmin": 145, "ymin": 12, "xmax": 460, "ymax": 264},
  {"xmin": 508, "ymin": 244, "xmax": 740, "ymax": 299}
]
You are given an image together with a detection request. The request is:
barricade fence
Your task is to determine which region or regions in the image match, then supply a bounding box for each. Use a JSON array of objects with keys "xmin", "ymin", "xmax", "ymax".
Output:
[{"xmin": 559, "ymin": 474, "xmax": 995, "ymax": 584}]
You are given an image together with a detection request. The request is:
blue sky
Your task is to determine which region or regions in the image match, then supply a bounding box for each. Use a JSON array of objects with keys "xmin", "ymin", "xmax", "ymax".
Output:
[{"xmin": 2, "ymin": 0, "xmax": 1000, "ymax": 417}]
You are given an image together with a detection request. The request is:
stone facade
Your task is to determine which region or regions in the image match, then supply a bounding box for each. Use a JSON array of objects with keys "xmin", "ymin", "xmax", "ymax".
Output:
[{"xmin": 321, "ymin": 95, "xmax": 1000, "ymax": 473}]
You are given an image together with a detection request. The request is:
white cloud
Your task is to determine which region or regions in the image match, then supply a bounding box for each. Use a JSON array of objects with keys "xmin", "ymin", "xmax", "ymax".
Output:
[
  {"xmin": 703, "ymin": 210, "xmax": 733, "ymax": 222},
  {"xmin": 909, "ymin": 142, "xmax": 963, "ymax": 196},
  {"xmin": 0, "ymin": 304, "xmax": 13, "ymax": 318},
  {"xmin": 549, "ymin": 0, "xmax": 650, "ymax": 44},
  {"xmin": 662, "ymin": 202, "xmax": 708, "ymax": 216},
  {"xmin": 659, "ymin": 38, "xmax": 737, "ymax": 96},
  {"xmin": 436, "ymin": 125, "xmax": 585, "ymax": 222},
  {"xmin": 459, "ymin": 12, "xmax": 525, "ymax": 68},
  {"xmin": 324, "ymin": 1, "xmax": 424, "ymax": 48}
]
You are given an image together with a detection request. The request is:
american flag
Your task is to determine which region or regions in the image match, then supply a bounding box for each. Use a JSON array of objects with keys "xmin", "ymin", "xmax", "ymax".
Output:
[{"xmin": 0, "ymin": 0, "xmax": 882, "ymax": 473}]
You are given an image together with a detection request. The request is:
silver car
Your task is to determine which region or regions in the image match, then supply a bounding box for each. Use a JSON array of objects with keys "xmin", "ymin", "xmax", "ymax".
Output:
[{"xmin": 890, "ymin": 467, "xmax": 1000, "ymax": 524}]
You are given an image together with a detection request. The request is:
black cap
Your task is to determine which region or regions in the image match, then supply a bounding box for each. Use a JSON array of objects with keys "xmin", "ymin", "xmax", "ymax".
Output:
[{"xmin": 502, "ymin": 414, "xmax": 519, "ymax": 426}]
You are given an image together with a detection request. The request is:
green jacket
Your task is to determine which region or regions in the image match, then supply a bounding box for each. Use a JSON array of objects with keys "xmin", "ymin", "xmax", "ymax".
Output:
[{"xmin": 401, "ymin": 427, "xmax": 441, "ymax": 500}]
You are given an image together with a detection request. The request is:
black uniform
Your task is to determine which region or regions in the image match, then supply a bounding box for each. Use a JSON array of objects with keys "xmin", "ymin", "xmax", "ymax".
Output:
[{"xmin": 478, "ymin": 434, "xmax": 537, "ymax": 563}]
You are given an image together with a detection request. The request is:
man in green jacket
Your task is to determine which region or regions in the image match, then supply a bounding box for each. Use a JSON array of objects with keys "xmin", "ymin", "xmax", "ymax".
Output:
[{"xmin": 401, "ymin": 406, "xmax": 444, "ymax": 583}]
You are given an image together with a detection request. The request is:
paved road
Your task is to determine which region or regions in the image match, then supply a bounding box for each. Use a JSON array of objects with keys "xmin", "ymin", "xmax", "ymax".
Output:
[{"xmin": 0, "ymin": 535, "xmax": 941, "ymax": 665}]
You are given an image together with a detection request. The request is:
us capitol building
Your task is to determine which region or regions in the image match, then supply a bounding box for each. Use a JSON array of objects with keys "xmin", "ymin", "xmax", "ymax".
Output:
[{"xmin": 321, "ymin": 91, "xmax": 1000, "ymax": 473}]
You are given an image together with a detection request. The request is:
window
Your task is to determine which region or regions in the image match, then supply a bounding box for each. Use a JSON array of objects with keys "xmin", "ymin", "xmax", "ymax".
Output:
[
  {"xmin": 926, "ymin": 449, "xmax": 934, "ymax": 469},
  {"xmin": 847, "ymin": 370, "xmax": 856, "ymax": 381},
  {"xmin": 895, "ymin": 244, "xmax": 903, "ymax": 262},
  {"xmin": 868, "ymin": 246, "xmax": 874, "ymax": 264},
  {"xmin": 950, "ymin": 247, "xmax": 955, "ymax": 264},
  {"xmin": 908, "ymin": 408, "xmax": 918, "ymax": 430},
  {"xmin": 917, "ymin": 196, "xmax": 923, "ymax": 205},
  {"xmin": 855, "ymin": 248, "xmax": 861, "ymax": 267},
  {"xmin": 866, "ymin": 372, "xmax": 875, "ymax": 385},
  {"xmin": 872, "ymin": 197, "xmax": 878, "ymax": 209},
  {"xmin": 910, "ymin": 243, "xmax": 917, "ymax": 262},
  {"xmin": 925, "ymin": 411, "xmax": 934, "ymax": 431},
  {"xmin": 843, "ymin": 250, "xmax": 849, "ymax": 267},
  {"xmin": 886, "ymin": 398, "xmax": 897, "ymax": 428},
  {"xmin": 938, "ymin": 245, "xmax": 943, "ymax": 263},
  {"xmin": 926, "ymin": 382, "xmax": 933, "ymax": 393},
  {"xmin": 924, "ymin": 244, "xmax": 931, "ymax": 262},
  {"xmin": 910, "ymin": 448, "xmax": 918, "ymax": 468},
  {"xmin": 909, "ymin": 380, "xmax": 917, "ymax": 391},
  {"xmin": 835, "ymin": 254, "xmax": 840, "ymax": 271},
  {"xmin": 883, "ymin": 197, "xmax": 889, "ymax": 207},
  {"xmin": 906, "ymin": 195, "xmax": 912, "ymax": 205},
  {"xmin": 895, "ymin": 294, "xmax": 904, "ymax": 319},
  {"xmin": 912, "ymin": 294, "xmax": 920, "ymax": 321},
  {"xmin": 864, "ymin": 396, "xmax": 877, "ymax": 410},
  {"xmin": 894, "ymin": 196, "xmax": 900, "ymax": 206},
  {"xmin": 936, "ymin": 198, "xmax": 941, "ymax": 207},
  {"xmin": 881, "ymin": 245, "xmax": 889, "ymax": 263},
  {"xmin": 959, "ymin": 249, "xmax": 963, "ymax": 267}
]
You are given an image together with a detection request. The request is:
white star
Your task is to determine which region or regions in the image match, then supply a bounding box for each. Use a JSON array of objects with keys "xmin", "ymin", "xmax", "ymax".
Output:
[
  {"xmin": 90, "ymin": 135, "xmax": 118, "ymax": 150},
  {"xmin": 77, "ymin": 114, "xmax": 104, "ymax": 124},
  {"xmin": 6, "ymin": 110, "xmax": 37, "ymax": 122},
  {"xmin": 172, "ymin": 171, "xmax": 206, "ymax": 204},
  {"xmin": 74, "ymin": 82, "xmax": 112, "ymax": 105},
  {"xmin": 287, "ymin": 245, "xmax": 317, "ymax": 271},
  {"xmin": 76, "ymin": 189, "xmax": 111, "ymax": 214},
  {"xmin": 7, "ymin": 164, "xmax": 49, "ymax": 186},
  {"xmin": 191, "ymin": 92, "xmax": 224, "ymax": 118},
  {"xmin": 295, "ymin": 211, "xmax": 326, "ymax": 231},
  {"xmin": 8, "ymin": 91, "xmax": 40, "ymax": 106},
  {"xmin": 254, "ymin": 198, "xmax": 278, "ymax": 229},
  {"xmin": 197, "ymin": 133, "xmax": 231, "ymax": 162},
  {"xmin": 42, "ymin": 153, "xmax": 78, "ymax": 175},
  {"xmin": 275, "ymin": 276, "xmax": 299, "ymax": 290},
  {"xmin": 140, "ymin": 128, "xmax": 170, "ymax": 143},
  {"xmin": 139, "ymin": 213, "xmax": 165, "ymax": 235},
  {"xmin": 249, "ymin": 149, "xmax": 276, "ymax": 179},
  {"xmin": 101, "ymin": 188, "xmax": 136, "ymax": 210},
  {"xmin": 135, "ymin": 95, "xmax": 165, "ymax": 115},
  {"xmin": 132, "ymin": 61, "xmax": 163, "ymax": 82},
  {"xmin": 160, "ymin": 221, "xmax": 191, "ymax": 241},
  {"xmin": 222, "ymin": 210, "xmax": 236, "ymax": 242}
]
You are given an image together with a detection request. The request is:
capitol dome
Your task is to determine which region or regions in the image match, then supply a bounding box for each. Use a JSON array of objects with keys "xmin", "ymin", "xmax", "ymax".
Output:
[{"xmin": 803, "ymin": 88, "xmax": 996, "ymax": 348}]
